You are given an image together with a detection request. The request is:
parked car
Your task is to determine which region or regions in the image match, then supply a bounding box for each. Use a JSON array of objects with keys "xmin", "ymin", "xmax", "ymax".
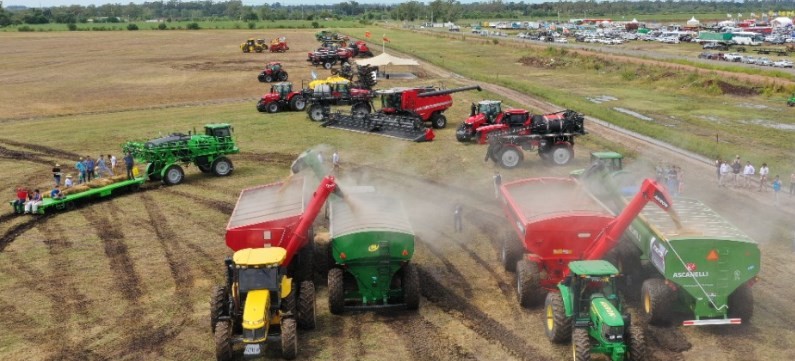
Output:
[
  {"xmin": 554, "ymin": 37, "xmax": 568, "ymax": 43},
  {"xmin": 698, "ymin": 52, "xmax": 713, "ymax": 59},
  {"xmin": 723, "ymin": 53, "xmax": 744, "ymax": 62},
  {"xmin": 743, "ymin": 56, "xmax": 758, "ymax": 64},
  {"xmin": 756, "ymin": 57, "xmax": 773, "ymax": 66},
  {"xmin": 773, "ymin": 59, "xmax": 794, "ymax": 68}
]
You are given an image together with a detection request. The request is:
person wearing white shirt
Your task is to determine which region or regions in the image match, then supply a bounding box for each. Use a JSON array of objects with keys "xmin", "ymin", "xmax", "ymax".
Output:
[
  {"xmin": 758, "ymin": 163, "xmax": 769, "ymax": 192},
  {"xmin": 742, "ymin": 161, "xmax": 755, "ymax": 189},
  {"xmin": 719, "ymin": 161, "xmax": 730, "ymax": 187}
]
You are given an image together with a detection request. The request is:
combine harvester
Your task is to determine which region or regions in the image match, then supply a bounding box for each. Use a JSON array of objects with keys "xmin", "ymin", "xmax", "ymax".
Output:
[
  {"xmin": 325, "ymin": 191, "xmax": 419, "ymax": 313},
  {"xmin": 498, "ymin": 177, "xmax": 676, "ymax": 307},
  {"xmin": 213, "ymin": 171, "xmax": 341, "ymax": 359},
  {"xmin": 577, "ymin": 161, "xmax": 760, "ymax": 326},
  {"xmin": 322, "ymin": 84, "xmax": 482, "ymax": 142}
]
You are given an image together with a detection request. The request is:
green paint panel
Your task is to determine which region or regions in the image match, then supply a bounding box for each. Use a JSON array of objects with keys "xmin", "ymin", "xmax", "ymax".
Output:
[{"xmin": 568, "ymin": 260, "xmax": 619, "ymax": 277}]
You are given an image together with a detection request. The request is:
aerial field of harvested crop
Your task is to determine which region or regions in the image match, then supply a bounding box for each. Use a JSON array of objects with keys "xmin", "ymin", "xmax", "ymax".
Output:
[{"xmin": 1, "ymin": 28, "xmax": 794, "ymax": 361}]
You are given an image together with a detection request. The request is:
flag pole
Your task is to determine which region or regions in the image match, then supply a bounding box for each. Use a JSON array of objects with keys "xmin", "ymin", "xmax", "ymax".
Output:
[{"xmin": 382, "ymin": 33, "xmax": 386, "ymax": 53}]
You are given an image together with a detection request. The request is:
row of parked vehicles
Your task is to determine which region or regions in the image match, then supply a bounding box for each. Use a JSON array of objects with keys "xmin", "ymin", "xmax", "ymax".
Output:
[{"xmin": 698, "ymin": 52, "xmax": 794, "ymax": 68}]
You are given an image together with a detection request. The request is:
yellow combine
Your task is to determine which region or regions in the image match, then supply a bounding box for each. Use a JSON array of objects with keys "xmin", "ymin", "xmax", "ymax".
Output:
[
  {"xmin": 211, "ymin": 247, "xmax": 298, "ymax": 360},
  {"xmin": 240, "ymin": 38, "xmax": 266, "ymax": 53}
]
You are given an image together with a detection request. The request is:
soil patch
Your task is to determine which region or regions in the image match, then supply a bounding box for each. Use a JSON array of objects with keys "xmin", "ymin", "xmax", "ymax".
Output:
[{"xmin": 703, "ymin": 79, "xmax": 761, "ymax": 96}]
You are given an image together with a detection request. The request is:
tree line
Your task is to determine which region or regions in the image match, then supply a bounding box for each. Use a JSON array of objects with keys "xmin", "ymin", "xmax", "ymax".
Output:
[{"xmin": 2, "ymin": 0, "xmax": 794, "ymax": 27}]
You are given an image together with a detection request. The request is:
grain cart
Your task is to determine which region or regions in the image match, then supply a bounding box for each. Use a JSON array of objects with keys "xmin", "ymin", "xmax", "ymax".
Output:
[
  {"xmin": 577, "ymin": 167, "xmax": 760, "ymax": 326},
  {"xmin": 256, "ymin": 82, "xmax": 307, "ymax": 114},
  {"xmin": 484, "ymin": 110, "xmax": 586, "ymax": 167},
  {"xmin": 122, "ymin": 123, "xmax": 239, "ymax": 185},
  {"xmin": 325, "ymin": 192, "xmax": 419, "ymax": 313},
  {"xmin": 499, "ymin": 177, "xmax": 675, "ymax": 307},
  {"xmin": 257, "ymin": 62, "xmax": 288, "ymax": 83},
  {"xmin": 211, "ymin": 247, "xmax": 298, "ymax": 361},
  {"xmin": 546, "ymin": 260, "xmax": 646, "ymax": 361}
]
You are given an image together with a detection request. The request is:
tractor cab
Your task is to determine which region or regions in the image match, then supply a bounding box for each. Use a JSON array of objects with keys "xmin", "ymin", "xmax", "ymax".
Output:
[
  {"xmin": 246, "ymin": 38, "xmax": 256, "ymax": 46},
  {"xmin": 590, "ymin": 151, "xmax": 624, "ymax": 172},
  {"xmin": 564, "ymin": 260, "xmax": 622, "ymax": 320},
  {"xmin": 379, "ymin": 88, "xmax": 407, "ymax": 112},
  {"xmin": 271, "ymin": 82, "xmax": 293, "ymax": 98},
  {"xmin": 476, "ymin": 100, "xmax": 503, "ymax": 123},
  {"xmin": 205, "ymin": 123, "xmax": 233, "ymax": 138},
  {"xmin": 266, "ymin": 61, "xmax": 282, "ymax": 73}
]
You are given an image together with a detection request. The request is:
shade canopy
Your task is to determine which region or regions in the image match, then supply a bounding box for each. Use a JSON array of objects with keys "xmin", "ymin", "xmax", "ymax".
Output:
[{"xmin": 356, "ymin": 52, "xmax": 419, "ymax": 66}]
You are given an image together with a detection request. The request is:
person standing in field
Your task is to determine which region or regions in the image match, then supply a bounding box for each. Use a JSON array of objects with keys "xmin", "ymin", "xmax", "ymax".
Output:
[
  {"xmin": 790, "ymin": 172, "xmax": 795, "ymax": 196},
  {"xmin": 75, "ymin": 157, "xmax": 86, "ymax": 184},
  {"xmin": 758, "ymin": 163, "xmax": 769, "ymax": 192},
  {"xmin": 731, "ymin": 156, "xmax": 742, "ymax": 187},
  {"xmin": 124, "ymin": 152, "xmax": 135, "ymax": 180},
  {"xmin": 453, "ymin": 203, "xmax": 463, "ymax": 233},
  {"xmin": 493, "ymin": 171, "xmax": 502, "ymax": 199},
  {"xmin": 85, "ymin": 156, "xmax": 95, "ymax": 182},
  {"xmin": 109, "ymin": 154, "xmax": 117, "ymax": 172},
  {"xmin": 743, "ymin": 161, "xmax": 755, "ymax": 189},
  {"xmin": 97, "ymin": 155, "xmax": 110, "ymax": 178},
  {"xmin": 719, "ymin": 161, "xmax": 730, "ymax": 187},
  {"xmin": 332, "ymin": 150, "xmax": 340, "ymax": 171},
  {"xmin": 772, "ymin": 175, "xmax": 781, "ymax": 205},
  {"xmin": 52, "ymin": 163, "xmax": 62, "ymax": 186}
]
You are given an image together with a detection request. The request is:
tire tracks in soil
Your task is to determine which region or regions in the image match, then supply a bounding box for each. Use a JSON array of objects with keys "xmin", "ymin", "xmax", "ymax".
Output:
[
  {"xmin": 0, "ymin": 144, "xmax": 57, "ymax": 166},
  {"xmin": 417, "ymin": 265, "xmax": 547, "ymax": 361},
  {"xmin": 415, "ymin": 236, "xmax": 473, "ymax": 298},
  {"xmin": 0, "ymin": 138, "xmax": 82, "ymax": 159},
  {"xmin": 380, "ymin": 313, "xmax": 478, "ymax": 361},
  {"xmin": 0, "ymin": 215, "xmax": 47, "ymax": 252}
]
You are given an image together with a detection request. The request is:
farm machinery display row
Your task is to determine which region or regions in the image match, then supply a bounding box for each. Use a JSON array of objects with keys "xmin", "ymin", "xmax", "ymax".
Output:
[
  {"xmin": 11, "ymin": 124, "xmax": 239, "ymax": 215},
  {"xmin": 307, "ymin": 40, "xmax": 373, "ymax": 69},
  {"xmin": 214, "ymin": 149, "xmax": 418, "ymax": 360},
  {"xmin": 240, "ymin": 37, "xmax": 289, "ymax": 53}
]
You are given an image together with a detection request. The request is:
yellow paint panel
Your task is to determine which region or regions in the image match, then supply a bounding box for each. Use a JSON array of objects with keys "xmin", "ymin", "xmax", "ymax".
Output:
[{"xmin": 234, "ymin": 247, "xmax": 287, "ymax": 267}]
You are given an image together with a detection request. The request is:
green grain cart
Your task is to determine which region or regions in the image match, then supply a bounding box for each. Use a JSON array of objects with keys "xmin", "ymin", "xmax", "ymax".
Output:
[
  {"xmin": 325, "ymin": 192, "xmax": 419, "ymax": 313},
  {"xmin": 122, "ymin": 123, "xmax": 239, "ymax": 185},
  {"xmin": 578, "ymin": 162, "xmax": 760, "ymax": 326}
]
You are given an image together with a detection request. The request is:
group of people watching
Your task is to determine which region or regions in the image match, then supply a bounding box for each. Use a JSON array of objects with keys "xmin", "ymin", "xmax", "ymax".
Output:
[
  {"xmin": 655, "ymin": 162, "xmax": 684, "ymax": 196},
  {"xmin": 716, "ymin": 155, "xmax": 788, "ymax": 205}
]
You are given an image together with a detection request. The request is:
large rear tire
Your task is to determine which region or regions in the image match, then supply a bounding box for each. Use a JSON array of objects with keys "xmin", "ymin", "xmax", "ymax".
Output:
[
  {"xmin": 323, "ymin": 62, "xmax": 333, "ymax": 69},
  {"xmin": 210, "ymin": 284, "xmax": 228, "ymax": 334},
  {"xmin": 430, "ymin": 113, "xmax": 447, "ymax": 129},
  {"xmin": 551, "ymin": 144, "xmax": 573, "ymax": 165},
  {"xmin": 641, "ymin": 278, "xmax": 674, "ymax": 325},
  {"xmin": 297, "ymin": 281, "xmax": 316, "ymax": 330},
  {"xmin": 278, "ymin": 71, "xmax": 289, "ymax": 81},
  {"xmin": 544, "ymin": 292, "xmax": 572, "ymax": 343},
  {"xmin": 214, "ymin": 321, "xmax": 233, "ymax": 361},
  {"xmin": 728, "ymin": 284, "xmax": 754, "ymax": 322},
  {"xmin": 500, "ymin": 233, "xmax": 523, "ymax": 272},
  {"xmin": 499, "ymin": 147, "xmax": 524, "ymax": 169},
  {"xmin": 572, "ymin": 328, "xmax": 591, "ymax": 361},
  {"xmin": 517, "ymin": 259, "xmax": 545, "ymax": 308},
  {"xmin": 308, "ymin": 104, "xmax": 325, "ymax": 122},
  {"xmin": 280, "ymin": 318, "xmax": 298, "ymax": 360},
  {"xmin": 328, "ymin": 267, "xmax": 345, "ymax": 315},
  {"xmin": 281, "ymin": 280, "xmax": 296, "ymax": 316},
  {"xmin": 211, "ymin": 157, "xmax": 234, "ymax": 177},
  {"xmin": 290, "ymin": 96, "xmax": 307, "ymax": 111},
  {"xmin": 402, "ymin": 263, "xmax": 420, "ymax": 310},
  {"xmin": 163, "ymin": 164, "xmax": 184, "ymax": 186},
  {"xmin": 626, "ymin": 324, "xmax": 647, "ymax": 361}
]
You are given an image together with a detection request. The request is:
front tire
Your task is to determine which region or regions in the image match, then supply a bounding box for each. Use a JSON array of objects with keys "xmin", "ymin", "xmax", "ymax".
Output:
[
  {"xmin": 323, "ymin": 62, "xmax": 333, "ymax": 69},
  {"xmin": 544, "ymin": 292, "xmax": 572, "ymax": 343},
  {"xmin": 211, "ymin": 157, "xmax": 234, "ymax": 177},
  {"xmin": 297, "ymin": 281, "xmax": 316, "ymax": 330},
  {"xmin": 214, "ymin": 321, "xmax": 232, "ymax": 361},
  {"xmin": 265, "ymin": 74, "xmax": 274, "ymax": 83},
  {"xmin": 280, "ymin": 318, "xmax": 298, "ymax": 360},
  {"xmin": 308, "ymin": 104, "xmax": 325, "ymax": 122},
  {"xmin": 402, "ymin": 263, "xmax": 420, "ymax": 310},
  {"xmin": 267, "ymin": 102, "xmax": 280, "ymax": 113},
  {"xmin": 641, "ymin": 278, "xmax": 674, "ymax": 325},
  {"xmin": 210, "ymin": 284, "xmax": 228, "ymax": 334},
  {"xmin": 431, "ymin": 113, "xmax": 447, "ymax": 129},
  {"xmin": 551, "ymin": 144, "xmax": 573, "ymax": 165},
  {"xmin": 499, "ymin": 147, "xmax": 523, "ymax": 169},
  {"xmin": 626, "ymin": 325, "xmax": 647, "ymax": 361},
  {"xmin": 517, "ymin": 259, "xmax": 545, "ymax": 308},
  {"xmin": 328, "ymin": 268, "xmax": 345, "ymax": 315},
  {"xmin": 572, "ymin": 328, "xmax": 591, "ymax": 361},
  {"xmin": 163, "ymin": 164, "xmax": 184, "ymax": 185},
  {"xmin": 256, "ymin": 99, "xmax": 268, "ymax": 112}
]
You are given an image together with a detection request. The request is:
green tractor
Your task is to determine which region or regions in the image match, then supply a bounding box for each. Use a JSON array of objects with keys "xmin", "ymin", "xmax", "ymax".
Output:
[
  {"xmin": 545, "ymin": 260, "xmax": 646, "ymax": 361},
  {"xmin": 211, "ymin": 247, "xmax": 298, "ymax": 360},
  {"xmin": 788, "ymin": 93, "xmax": 795, "ymax": 107},
  {"xmin": 122, "ymin": 123, "xmax": 239, "ymax": 185}
]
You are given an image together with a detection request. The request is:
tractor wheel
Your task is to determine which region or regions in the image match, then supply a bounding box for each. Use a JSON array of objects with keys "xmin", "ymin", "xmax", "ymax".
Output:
[
  {"xmin": 323, "ymin": 62, "xmax": 333, "ymax": 69},
  {"xmin": 641, "ymin": 278, "xmax": 674, "ymax": 325},
  {"xmin": 211, "ymin": 157, "xmax": 234, "ymax": 177},
  {"xmin": 214, "ymin": 321, "xmax": 233, "ymax": 361},
  {"xmin": 551, "ymin": 144, "xmax": 573, "ymax": 165},
  {"xmin": 455, "ymin": 124, "xmax": 471, "ymax": 142},
  {"xmin": 351, "ymin": 103, "xmax": 371, "ymax": 118},
  {"xmin": 281, "ymin": 280, "xmax": 296, "ymax": 316},
  {"xmin": 517, "ymin": 259, "xmax": 545, "ymax": 308},
  {"xmin": 256, "ymin": 99, "xmax": 268, "ymax": 112},
  {"xmin": 500, "ymin": 233, "xmax": 523, "ymax": 272},
  {"xmin": 626, "ymin": 325, "xmax": 647, "ymax": 361},
  {"xmin": 486, "ymin": 143, "xmax": 502, "ymax": 163},
  {"xmin": 402, "ymin": 263, "xmax": 420, "ymax": 310},
  {"xmin": 499, "ymin": 147, "xmax": 524, "ymax": 169},
  {"xmin": 297, "ymin": 281, "xmax": 316, "ymax": 330},
  {"xmin": 788, "ymin": 101, "xmax": 794, "ymax": 107},
  {"xmin": 280, "ymin": 318, "xmax": 298, "ymax": 360},
  {"xmin": 278, "ymin": 72, "xmax": 289, "ymax": 81},
  {"xmin": 728, "ymin": 284, "xmax": 754, "ymax": 322},
  {"xmin": 210, "ymin": 284, "xmax": 228, "ymax": 334},
  {"xmin": 328, "ymin": 268, "xmax": 345, "ymax": 315},
  {"xmin": 430, "ymin": 113, "xmax": 447, "ymax": 129},
  {"xmin": 308, "ymin": 104, "xmax": 325, "ymax": 122},
  {"xmin": 163, "ymin": 164, "xmax": 184, "ymax": 186},
  {"xmin": 544, "ymin": 292, "xmax": 572, "ymax": 343},
  {"xmin": 146, "ymin": 163, "xmax": 162, "ymax": 181},
  {"xmin": 267, "ymin": 102, "xmax": 280, "ymax": 113},
  {"xmin": 265, "ymin": 74, "xmax": 274, "ymax": 83},
  {"xmin": 572, "ymin": 328, "xmax": 591, "ymax": 361},
  {"xmin": 290, "ymin": 96, "xmax": 307, "ymax": 111}
]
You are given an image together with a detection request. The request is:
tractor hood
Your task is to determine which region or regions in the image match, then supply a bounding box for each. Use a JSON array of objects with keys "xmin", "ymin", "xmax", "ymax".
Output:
[
  {"xmin": 590, "ymin": 297, "xmax": 624, "ymax": 327},
  {"xmin": 465, "ymin": 113, "xmax": 486, "ymax": 127},
  {"xmin": 262, "ymin": 93, "xmax": 280, "ymax": 102}
]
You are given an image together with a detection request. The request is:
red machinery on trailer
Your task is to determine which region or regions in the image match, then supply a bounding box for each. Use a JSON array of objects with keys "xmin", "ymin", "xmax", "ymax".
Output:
[{"xmin": 498, "ymin": 177, "xmax": 677, "ymax": 307}]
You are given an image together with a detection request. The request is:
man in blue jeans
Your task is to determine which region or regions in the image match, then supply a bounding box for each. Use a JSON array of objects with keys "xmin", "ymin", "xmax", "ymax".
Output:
[{"xmin": 124, "ymin": 152, "xmax": 135, "ymax": 180}]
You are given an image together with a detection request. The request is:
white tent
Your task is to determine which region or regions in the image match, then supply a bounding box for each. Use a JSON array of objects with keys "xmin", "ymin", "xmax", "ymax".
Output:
[
  {"xmin": 687, "ymin": 16, "xmax": 700, "ymax": 27},
  {"xmin": 771, "ymin": 17, "xmax": 793, "ymax": 27},
  {"xmin": 356, "ymin": 53, "xmax": 419, "ymax": 66}
]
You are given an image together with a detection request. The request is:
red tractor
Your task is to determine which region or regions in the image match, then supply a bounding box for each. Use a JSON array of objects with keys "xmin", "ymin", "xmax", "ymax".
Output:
[
  {"xmin": 256, "ymin": 82, "xmax": 307, "ymax": 113},
  {"xmin": 257, "ymin": 62, "xmax": 288, "ymax": 83},
  {"xmin": 484, "ymin": 110, "xmax": 586, "ymax": 167},
  {"xmin": 376, "ymin": 85, "xmax": 482, "ymax": 129},
  {"xmin": 269, "ymin": 37, "xmax": 289, "ymax": 52},
  {"xmin": 456, "ymin": 100, "xmax": 534, "ymax": 142},
  {"xmin": 348, "ymin": 40, "xmax": 373, "ymax": 57},
  {"xmin": 498, "ymin": 177, "xmax": 676, "ymax": 307}
]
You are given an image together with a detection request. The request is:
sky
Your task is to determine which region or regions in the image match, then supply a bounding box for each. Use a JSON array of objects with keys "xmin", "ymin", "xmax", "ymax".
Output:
[{"xmin": 7, "ymin": 0, "xmax": 464, "ymax": 7}]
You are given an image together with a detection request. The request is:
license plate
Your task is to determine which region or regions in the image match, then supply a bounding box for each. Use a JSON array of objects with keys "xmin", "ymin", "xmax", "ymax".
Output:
[{"xmin": 244, "ymin": 343, "xmax": 261, "ymax": 356}]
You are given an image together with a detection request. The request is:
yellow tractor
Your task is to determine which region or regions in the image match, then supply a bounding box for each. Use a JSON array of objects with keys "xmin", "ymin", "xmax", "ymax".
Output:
[
  {"xmin": 211, "ymin": 247, "xmax": 298, "ymax": 360},
  {"xmin": 241, "ymin": 38, "xmax": 267, "ymax": 53}
]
